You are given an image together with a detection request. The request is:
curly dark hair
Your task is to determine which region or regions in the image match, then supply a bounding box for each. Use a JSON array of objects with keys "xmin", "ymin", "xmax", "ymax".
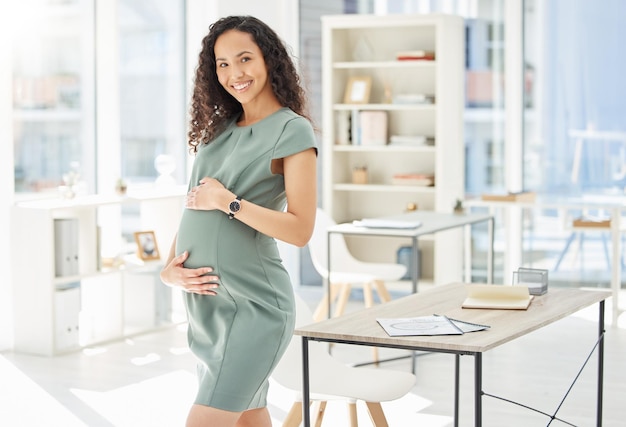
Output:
[{"xmin": 187, "ymin": 15, "xmax": 311, "ymax": 153}]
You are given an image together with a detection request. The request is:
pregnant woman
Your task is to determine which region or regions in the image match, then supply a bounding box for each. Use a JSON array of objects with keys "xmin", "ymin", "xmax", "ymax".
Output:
[{"xmin": 159, "ymin": 15, "xmax": 317, "ymax": 427}]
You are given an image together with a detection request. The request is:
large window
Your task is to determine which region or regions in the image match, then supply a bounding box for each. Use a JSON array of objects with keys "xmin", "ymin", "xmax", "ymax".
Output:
[
  {"xmin": 521, "ymin": 0, "xmax": 626, "ymax": 286},
  {"xmin": 10, "ymin": 0, "xmax": 187, "ymax": 198},
  {"xmin": 117, "ymin": 0, "xmax": 187, "ymax": 186},
  {"xmin": 11, "ymin": 0, "xmax": 96, "ymax": 196}
]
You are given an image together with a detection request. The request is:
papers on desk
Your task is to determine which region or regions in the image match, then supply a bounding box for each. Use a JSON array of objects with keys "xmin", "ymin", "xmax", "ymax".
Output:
[
  {"xmin": 352, "ymin": 218, "xmax": 422, "ymax": 229},
  {"xmin": 462, "ymin": 284, "xmax": 534, "ymax": 310},
  {"xmin": 377, "ymin": 315, "xmax": 490, "ymax": 336}
]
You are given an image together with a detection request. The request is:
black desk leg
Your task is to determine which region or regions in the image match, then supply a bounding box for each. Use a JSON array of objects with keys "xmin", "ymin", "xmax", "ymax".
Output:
[
  {"xmin": 302, "ymin": 337, "xmax": 311, "ymax": 427},
  {"xmin": 412, "ymin": 236, "xmax": 419, "ymax": 294},
  {"xmin": 597, "ymin": 300, "xmax": 605, "ymax": 426},
  {"xmin": 474, "ymin": 352, "xmax": 482, "ymax": 427},
  {"xmin": 454, "ymin": 354, "xmax": 460, "ymax": 427}
]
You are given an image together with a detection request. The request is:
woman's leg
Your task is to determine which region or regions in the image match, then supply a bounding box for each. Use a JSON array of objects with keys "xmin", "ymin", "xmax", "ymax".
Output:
[
  {"xmin": 186, "ymin": 404, "xmax": 272, "ymax": 427},
  {"xmin": 236, "ymin": 407, "xmax": 272, "ymax": 427},
  {"xmin": 186, "ymin": 404, "xmax": 241, "ymax": 427}
]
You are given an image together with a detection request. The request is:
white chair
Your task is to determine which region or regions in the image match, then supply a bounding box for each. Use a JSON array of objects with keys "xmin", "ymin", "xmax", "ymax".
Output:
[
  {"xmin": 272, "ymin": 293, "xmax": 416, "ymax": 427},
  {"xmin": 308, "ymin": 208, "xmax": 407, "ymax": 322}
]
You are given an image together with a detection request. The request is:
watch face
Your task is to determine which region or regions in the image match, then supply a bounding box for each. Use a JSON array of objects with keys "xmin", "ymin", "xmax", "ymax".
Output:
[{"xmin": 229, "ymin": 200, "xmax": 241, "ymax": 213}]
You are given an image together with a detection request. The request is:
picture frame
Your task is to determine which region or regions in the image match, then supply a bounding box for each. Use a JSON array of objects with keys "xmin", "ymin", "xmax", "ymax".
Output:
[
  {"xmin": 344, "ymin": 76, "xmax": 372, "ymax": 104},
  {"xmin": 134, "ymin": 230, "xmax": 160, "ymax": 261}
]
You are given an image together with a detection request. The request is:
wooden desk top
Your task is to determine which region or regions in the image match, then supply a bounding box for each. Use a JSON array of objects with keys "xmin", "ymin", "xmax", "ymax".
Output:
[{"xmin": 295, "ymin": 282, "xmax": 610, "ymax": 354}]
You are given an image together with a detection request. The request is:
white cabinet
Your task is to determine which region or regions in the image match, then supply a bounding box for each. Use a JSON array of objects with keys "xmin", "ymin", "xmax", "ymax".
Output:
[
  {"xmin": 321, "ymin": 14, "xmax": 465, "ymax": 284},
  {"xmin": 11, "ymin": 187, "xmax": 186, "ymax": 356}
]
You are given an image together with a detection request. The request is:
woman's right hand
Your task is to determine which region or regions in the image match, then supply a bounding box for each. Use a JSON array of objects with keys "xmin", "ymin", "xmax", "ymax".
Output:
[{"xmin": 160, "ymin": 251, "xmax": 219, "ymax": 295}]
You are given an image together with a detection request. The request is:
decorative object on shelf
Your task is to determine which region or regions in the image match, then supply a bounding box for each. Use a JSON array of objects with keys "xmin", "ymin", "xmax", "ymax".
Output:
[
  {"xmin": 60, "ymin": 162, "xmax": 81, "ymax": 199},
  {"xmin": 154, "ymin": 154, "xmax": 177, "ymax": 186},
  {"xmin": 453, "ymin": 199, "xmax": 464, "ymax": 214},
  {"xmin": 134, "ymin": 230, "xmax": 160, "ymax": 261},
  {"xmin": 344, "ymin": 76, "xmax": 372, "ymax": 104},
  {"xmin": 352, "ymin": 166, "xmax": 368, "ymax": 184},
  {"xmin": 115, "ymin": 177, "xmax": 128, "ymax": 195},
  {"xmin": 512, "ymin": 267, "xmax": 548, "ymax": 296},
  {"xmin": 352, "ymin": 37, "xmax": 373, "ymax": 61}
]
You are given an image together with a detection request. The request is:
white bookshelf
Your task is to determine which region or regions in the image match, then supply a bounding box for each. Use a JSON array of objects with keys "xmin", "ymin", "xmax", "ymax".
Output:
[
  {"xmin": 11, "ymin": 187, "xmax": 186, "ymax": 356},
  {"xmin": 321, "ymin": 13, "xmax": 465, "ymax": 284}
]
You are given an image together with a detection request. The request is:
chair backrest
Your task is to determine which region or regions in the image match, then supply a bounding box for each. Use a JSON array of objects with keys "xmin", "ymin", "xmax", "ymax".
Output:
[{"xmin": 307, "ymin": 208, "xmax": 358, "ymax": 279}]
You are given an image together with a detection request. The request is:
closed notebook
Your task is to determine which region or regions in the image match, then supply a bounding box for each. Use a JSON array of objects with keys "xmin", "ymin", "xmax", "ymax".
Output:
[{"xmin": 462, "ymin": 284, "xmax": 533, "ymax": 310}]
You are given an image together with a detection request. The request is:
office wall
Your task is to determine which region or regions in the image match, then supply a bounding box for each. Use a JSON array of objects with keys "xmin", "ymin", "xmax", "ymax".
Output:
[{"xmin": 0, "ymin": 4, "xmax": 15, "ymax": 351}]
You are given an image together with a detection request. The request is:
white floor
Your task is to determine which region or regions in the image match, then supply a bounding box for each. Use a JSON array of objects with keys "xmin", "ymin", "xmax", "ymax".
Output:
[{"xmin": 1, "ymin": 285, "xmax": 625, "ymax": 427}]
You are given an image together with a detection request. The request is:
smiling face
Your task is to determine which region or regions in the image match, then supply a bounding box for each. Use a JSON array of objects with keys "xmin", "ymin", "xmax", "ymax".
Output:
[{"xmin": 214, "ymin": 29, "xmax": 275, "ymax": 107}]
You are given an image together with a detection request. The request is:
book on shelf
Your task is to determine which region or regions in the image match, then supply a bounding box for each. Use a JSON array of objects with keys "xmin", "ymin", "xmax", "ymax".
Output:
[
  {"xmin": 392, "ymin": 173, "xmax": 434, "ymax": 186},
  {"xmin": 389, "ymin": 135, "xmax": 434, "ymax": 147},
  {"xmin": 395, "ymin": 50, "xmax": 435, "ymax": 61},
  {"xmin": 480, "ymin": 191, "xmax": 536, "ymax": 202},
  {"xmin": 392, "ymin": 93, "xmax": 435, "ymax": 105},
  {"xmin": 359, "ymin": 110, "xmax": 388, "ymax": 146},
  {"xmin": 462, "ymin": 284, "xmax": 534, "ymax": 310}
]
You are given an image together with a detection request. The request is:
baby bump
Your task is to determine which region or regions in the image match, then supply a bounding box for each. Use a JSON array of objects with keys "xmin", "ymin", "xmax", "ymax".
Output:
[{"xmin": 176, "ymin": 208, "xmax": 257, "ymax": 271}]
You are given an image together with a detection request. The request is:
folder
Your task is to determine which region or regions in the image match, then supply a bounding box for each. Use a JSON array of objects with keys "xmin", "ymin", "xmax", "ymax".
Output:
[{"xmin": 462, "ymin": 284, "xmax": 533, "ymax": 310}]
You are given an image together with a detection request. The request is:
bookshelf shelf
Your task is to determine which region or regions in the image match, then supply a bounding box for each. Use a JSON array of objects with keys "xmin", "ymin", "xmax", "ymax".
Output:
[
  {"xmin": 333, "ymin": 60, "xmax": 437, "ymax": 69},
  {"xmin": 322, "ymin": 13, "xmax": 465, "ymax": 283},
  {"xmin": 11, "ymin": 188, "xmax": 185, "ymax": 356},
  {"xmin": 333, "ymin": 145, "xmax": 436, "ymax": 153}
]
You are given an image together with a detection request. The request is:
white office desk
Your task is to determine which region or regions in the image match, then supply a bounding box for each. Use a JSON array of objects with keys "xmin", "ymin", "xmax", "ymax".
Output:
[
  {"xmin": 327, "ymin": 211, "xmax": 495, "ymax": 297},
  {"xmin": 465, "ymin": 194, "xmax": 626, "ymax": 325}
]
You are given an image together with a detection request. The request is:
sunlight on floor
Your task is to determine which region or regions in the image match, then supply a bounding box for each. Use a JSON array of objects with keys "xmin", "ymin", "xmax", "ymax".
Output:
[
  {"xmin": 71, "ymin": 370, "xmax": 196, "ymax": 427},
  {"xmin": 0, "ymin": 355, "xmax": 86, "ymax": 427}
]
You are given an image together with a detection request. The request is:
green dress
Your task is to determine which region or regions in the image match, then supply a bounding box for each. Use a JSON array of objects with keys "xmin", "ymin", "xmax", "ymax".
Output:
[{"xmin": 176, "ymin": 108, "xmax": 316, "ymax": 412}]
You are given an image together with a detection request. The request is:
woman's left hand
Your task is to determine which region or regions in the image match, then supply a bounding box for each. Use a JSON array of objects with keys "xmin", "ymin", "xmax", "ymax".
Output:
[{"xmin": 185, "ymin": 177, "xmax": 226, "ymax": 211}]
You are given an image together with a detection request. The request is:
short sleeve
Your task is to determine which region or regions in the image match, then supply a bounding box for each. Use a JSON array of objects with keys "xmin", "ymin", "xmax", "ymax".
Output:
[{"xmin": 272, "ymin": 116, "xmax": 318, "ymax": 159}]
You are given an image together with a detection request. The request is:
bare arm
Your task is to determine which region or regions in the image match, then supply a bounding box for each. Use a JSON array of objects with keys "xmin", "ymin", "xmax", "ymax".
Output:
[{"xmin": 185, "ymin": 147, "xmax": 317, "ymax": 247}]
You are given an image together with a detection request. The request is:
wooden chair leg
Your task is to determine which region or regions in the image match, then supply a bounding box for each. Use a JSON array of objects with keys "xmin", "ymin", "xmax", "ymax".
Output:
[
  {"xmin": 334, "ymin": 283, "xmax": 352, "ymax": 318},
  {"xmin": 365, "ymin": 402, "xmax": 389, "ymax": 427},
  {"xmin": 312, "ymin": 401, "xmax": 327, "ymax": 427},
  {"xmin": 347, "ymin": 402, "xmax": 359, "ymax": 427},
  {"xmin": 313, "ymin": 282, "xmax": 342, "ymax": 321},
  {"xmin": 282, "ymin": 402, "xmax": 302, "ymax": 427},
  {"xmin": 373, "ymin": 279, "xmax": 392, "ymax": 303}
]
